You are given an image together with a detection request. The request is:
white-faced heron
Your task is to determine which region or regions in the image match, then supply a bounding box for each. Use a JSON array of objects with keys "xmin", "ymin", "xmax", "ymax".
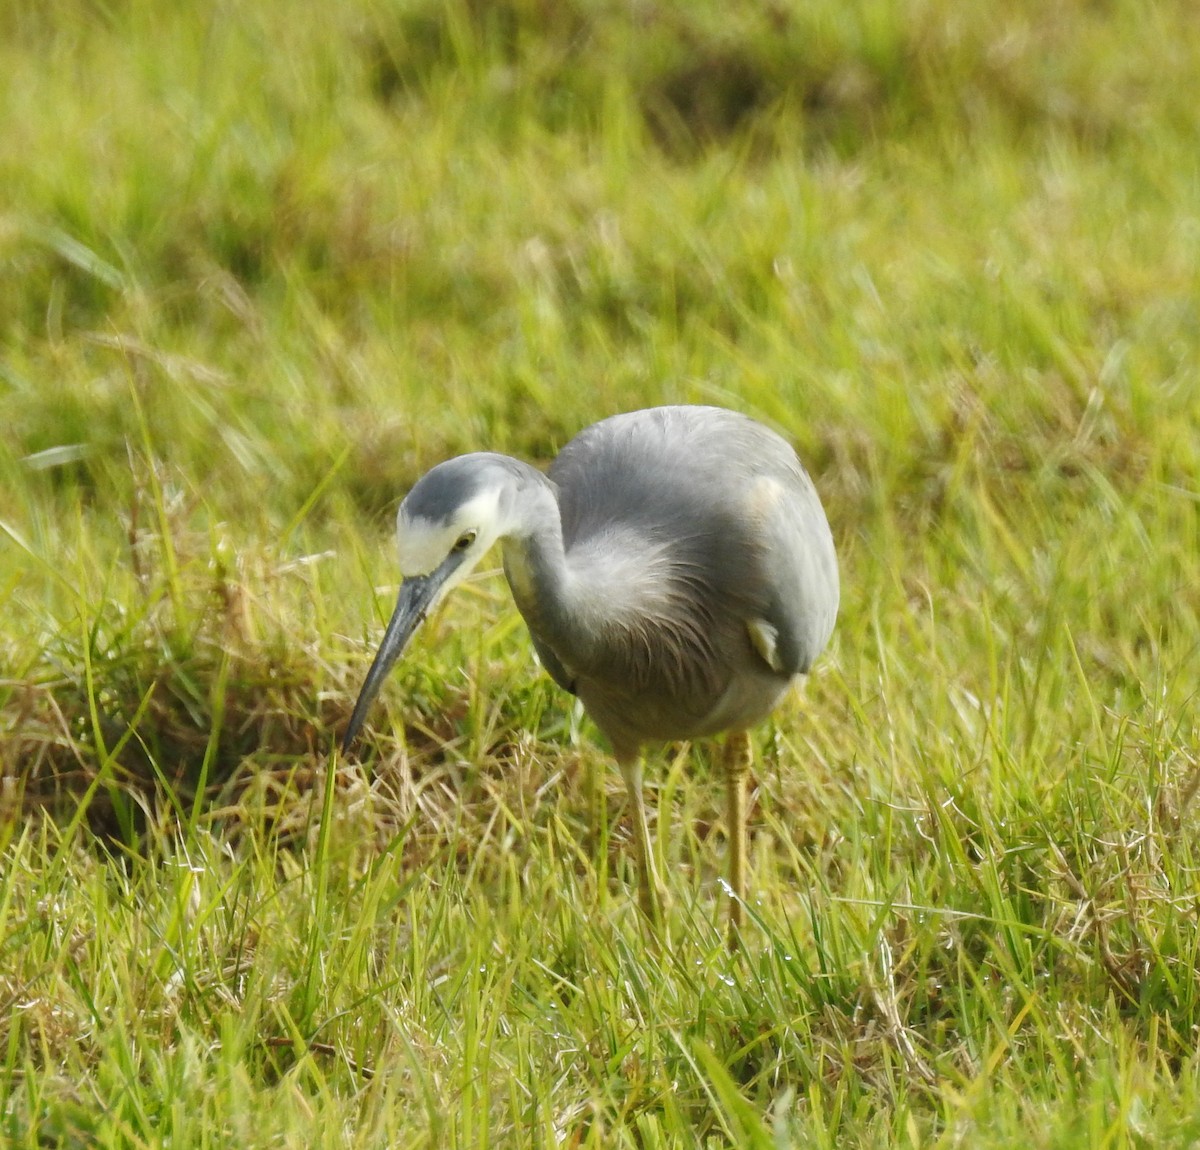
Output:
[{"xmin": 343, "ymin": 405, "xmax": 839, "ymax": 943}]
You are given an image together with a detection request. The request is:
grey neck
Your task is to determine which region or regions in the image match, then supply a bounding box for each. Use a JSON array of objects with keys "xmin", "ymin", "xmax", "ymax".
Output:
[{"xmin": 498, "ymin": 467, "xmax": 599, "ymax": 668}]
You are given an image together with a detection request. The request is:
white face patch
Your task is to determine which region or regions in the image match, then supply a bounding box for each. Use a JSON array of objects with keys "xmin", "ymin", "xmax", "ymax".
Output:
[{"xmin": 395, "ymin": 486, "xmax": 505, "ymax": 577}]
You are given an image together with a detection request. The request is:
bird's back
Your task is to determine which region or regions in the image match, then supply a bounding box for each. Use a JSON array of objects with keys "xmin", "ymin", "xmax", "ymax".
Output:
[{"xmin": 542, "ymin": 406, "xmax": 837, "ymax": 755}]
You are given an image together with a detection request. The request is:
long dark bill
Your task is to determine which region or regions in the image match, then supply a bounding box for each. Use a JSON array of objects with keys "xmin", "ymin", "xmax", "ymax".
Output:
[{"xmin": 342, "ymin": 570, "xmax": 446, "ymax": 752}]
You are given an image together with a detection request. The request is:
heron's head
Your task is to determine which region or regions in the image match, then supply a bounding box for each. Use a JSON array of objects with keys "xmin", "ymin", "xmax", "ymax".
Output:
[
  {"xmin": 342, "ymin": 454, "xmax": 521, "ymax": 750},
  {"xmin": 394, "ymin": 454, "xmax": 514, "ymax": 585}
]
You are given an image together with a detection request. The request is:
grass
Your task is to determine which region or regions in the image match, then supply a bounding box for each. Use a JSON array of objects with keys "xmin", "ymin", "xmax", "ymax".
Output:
[{"xmin": 2, "ymin": 0, "xmax": 1199, "ymax": 1144}]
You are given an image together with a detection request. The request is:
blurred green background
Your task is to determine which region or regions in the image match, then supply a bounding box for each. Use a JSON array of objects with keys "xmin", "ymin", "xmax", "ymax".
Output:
[{"xmin": 3, "ymin": 1, "xmax": 1195, "ymax": 799}]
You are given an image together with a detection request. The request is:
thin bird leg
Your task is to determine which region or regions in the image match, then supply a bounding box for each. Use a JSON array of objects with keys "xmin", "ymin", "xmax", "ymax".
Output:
[
  {"xmin": 618, "ymin": 755, "xmax": 665, "ymax": 931},
  {"xmin": 724, "ymin": 729, "xmax": 753, "ymax": 948}
]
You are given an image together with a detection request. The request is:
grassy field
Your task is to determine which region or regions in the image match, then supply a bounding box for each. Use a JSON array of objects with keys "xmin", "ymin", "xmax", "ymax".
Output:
[{"xmin": 2, "ymin": 0, "xmax": 1199, "ymax": 1144}]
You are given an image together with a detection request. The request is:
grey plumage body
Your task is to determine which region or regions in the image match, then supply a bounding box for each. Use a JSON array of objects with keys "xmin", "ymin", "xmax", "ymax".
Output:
[
  {"xmin": 343, "ymin": 405, "xmax": 839, "ymax": 942},
  {"xmin": 504, "ymin": 407, "xmax": 837, "ymax": 758}
]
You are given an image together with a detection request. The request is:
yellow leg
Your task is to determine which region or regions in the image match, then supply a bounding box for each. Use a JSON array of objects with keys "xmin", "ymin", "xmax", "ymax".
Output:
[
  {"xmin": 619, "ymin": 755, "xmax": 665, "ymax": 932},
  {"xmin": 724, "ymin": 730, "xmax": 753, "ymax": 949}
]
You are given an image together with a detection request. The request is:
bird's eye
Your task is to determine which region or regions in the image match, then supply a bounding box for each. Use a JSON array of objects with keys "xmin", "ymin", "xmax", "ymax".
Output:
[{"xmin": 453, "ymin": 530, "xmax": 476, "ymax": 552}]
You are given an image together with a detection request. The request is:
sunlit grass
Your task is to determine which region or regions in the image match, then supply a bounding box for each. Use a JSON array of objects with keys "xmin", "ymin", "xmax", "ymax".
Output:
[{"xmin": 2, "ymin": 0, "xmax": 1200, "ymax": 1145}]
